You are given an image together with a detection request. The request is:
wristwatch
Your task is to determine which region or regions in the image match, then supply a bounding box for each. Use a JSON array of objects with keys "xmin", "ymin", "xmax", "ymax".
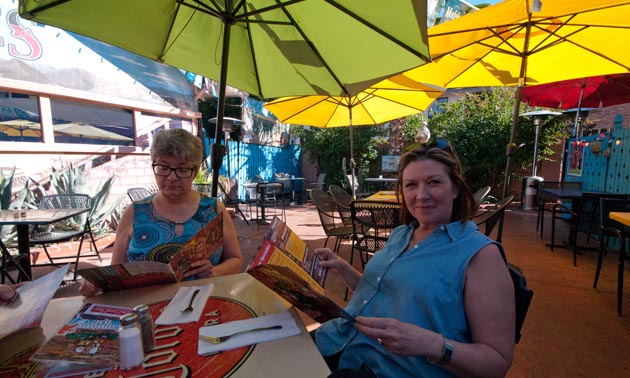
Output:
[{"xmin": 427, "ymin": 335, "xmax": 455, "ymax": 365}]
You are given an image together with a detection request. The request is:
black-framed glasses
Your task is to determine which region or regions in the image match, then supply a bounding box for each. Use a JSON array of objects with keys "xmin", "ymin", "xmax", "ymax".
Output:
[
  {"xmin": 152, "ymin": 163, "xmax": 196, "ymax": 178},
  {"xmin": 403, "ymin": 137, "xmax": 452, "ymax": 153}
]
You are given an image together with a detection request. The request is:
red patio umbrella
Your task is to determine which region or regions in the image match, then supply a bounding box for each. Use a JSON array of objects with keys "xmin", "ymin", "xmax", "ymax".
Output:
[{"xmin": 521, "ymin": 73, "xmax": 630, "ymax": 136}]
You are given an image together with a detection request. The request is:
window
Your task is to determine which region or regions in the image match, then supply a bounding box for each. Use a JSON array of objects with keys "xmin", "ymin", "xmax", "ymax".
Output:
[
  {"xmin": 0, "ymin": 91, "xmax": 42, "ymax": 142},
  {"xmin": 50, "ymin": 99, "xmax": 134, "ymax": 146}
]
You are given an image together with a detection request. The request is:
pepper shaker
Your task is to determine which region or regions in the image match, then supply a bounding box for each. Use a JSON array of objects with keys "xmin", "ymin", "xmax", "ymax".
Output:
[{"xmin": 133, "ymin": 304, "xmax": 156, "ymax": 353}]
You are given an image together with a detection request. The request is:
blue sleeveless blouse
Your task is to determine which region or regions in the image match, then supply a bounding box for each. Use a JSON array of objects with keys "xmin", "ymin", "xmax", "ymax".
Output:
[
  {"xmin": 315, "ymin": 220, "xmax": 506, "ymax": 378},
  {"xmin": 127, "ymin": 195, "xmax": 222, "ymax": 266}
]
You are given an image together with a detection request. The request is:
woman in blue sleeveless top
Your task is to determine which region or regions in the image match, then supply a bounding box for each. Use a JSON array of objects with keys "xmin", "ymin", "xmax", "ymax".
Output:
[
  {"xmin": 314, "ymin": 140, "xmax": 515, "ymax": 378},
  {"xmin": 80, "ymin": 129, "xmax": 242, "ymax": 296}
]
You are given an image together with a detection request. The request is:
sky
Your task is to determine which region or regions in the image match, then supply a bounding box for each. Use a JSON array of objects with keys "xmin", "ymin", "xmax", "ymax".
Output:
[{"xmin": 470, "ymin": 0, "xmax": 501, "ymax": 6}]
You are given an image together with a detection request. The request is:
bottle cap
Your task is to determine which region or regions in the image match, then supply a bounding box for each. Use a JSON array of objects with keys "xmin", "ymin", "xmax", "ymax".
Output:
[
  {"xmin": 133, "ymin": 304, "xmax": 149, "ymax": 314},
  {"xmin": 120, "ymin": 313, "xmax": 138, "ymax": 326}
]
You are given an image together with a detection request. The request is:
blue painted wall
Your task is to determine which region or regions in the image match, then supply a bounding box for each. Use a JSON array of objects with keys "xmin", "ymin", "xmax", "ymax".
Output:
[
  {"xmin": 566, "ymin": 114, "xmax": 630, "ymax": 194},
  {"xmin": 204, "ymin": 138, "xmax": 303, "ymax": 199}
]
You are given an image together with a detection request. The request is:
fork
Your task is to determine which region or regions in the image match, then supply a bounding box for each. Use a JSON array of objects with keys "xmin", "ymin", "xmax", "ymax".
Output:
[
  {"xmin": 199, "ymin": 325, "xmax": 283, "ymax": 344},
  {"xmin": 181, "ymin": 289, "xmax": 200, "ymax": 313}
]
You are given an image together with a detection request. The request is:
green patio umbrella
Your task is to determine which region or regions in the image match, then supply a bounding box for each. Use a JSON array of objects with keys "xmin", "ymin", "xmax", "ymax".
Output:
[{"xmin": 19, "ymin": 0, "xmax": 431, "ymax": 196}]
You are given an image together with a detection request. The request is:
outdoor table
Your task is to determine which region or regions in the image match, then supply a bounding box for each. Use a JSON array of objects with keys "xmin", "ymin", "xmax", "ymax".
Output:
[
  {"xmin": 276, "ymin": 176, "xmax": 306, "ymax": 205},
  {"xmin": 0, "ymin": 208, "xmax": 90, "ymax": 281},
  {"xmin": 538, "ymin": 187, "xmax": 584, "ymax": 249},
  {"xmin": 25, "ymin": 273, "xmax": 330, "ymax": 377},
  {"xmin": 365, "ymin": 190, "xmax": 399, "ymax": 202},
  {"xmin": 610, "ymin": 212, "xmax": 630, "ymax": 226},
  {"xmin": 365, "ymin": 177, "xmax": 397, "ymax": 191}
]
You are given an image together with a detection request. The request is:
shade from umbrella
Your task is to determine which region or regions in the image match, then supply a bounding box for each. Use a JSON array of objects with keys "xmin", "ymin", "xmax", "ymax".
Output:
[
  {"xmin": 0, "ymin": 119, "xmax": 42, "ymax": 139},
  {"xmin": 264, "ymin": 75, "xmax": 443, "ymax": 197},
  {"xmin": 405, "ymin": 0, "xmax": 630, "ymax": 196},
  {"xmin": 54, "ymin": 122, "xmax": 133, "ymax": 141},
  {"xmin": 20, "ymin": 0, "xmax": 432, "ymax": 196}
]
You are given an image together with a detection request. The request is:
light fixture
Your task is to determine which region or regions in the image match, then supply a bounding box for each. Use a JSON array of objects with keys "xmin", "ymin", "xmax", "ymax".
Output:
[{"xmin": 414, "ymin": 121, "xmax": 431, "ymax": 143}]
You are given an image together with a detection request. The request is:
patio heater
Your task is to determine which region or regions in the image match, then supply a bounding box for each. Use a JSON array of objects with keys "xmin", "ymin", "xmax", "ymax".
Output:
[
  {"xmin": 209, "ymin": 116, "xmax": 243, "ymax": 178},
  {"xmin": 519, "ymin": 110, "xmax": 561, "ymax": 210}
]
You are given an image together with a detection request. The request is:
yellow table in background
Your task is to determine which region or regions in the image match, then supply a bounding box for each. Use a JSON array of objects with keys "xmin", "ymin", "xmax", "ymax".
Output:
[
  {"xmin": 365, "ymin": 190, "xmax": 399, "ymax": 202},
  {"xmin": 610, "ymin": 212, "xmax": 630, "ymax": 226}
]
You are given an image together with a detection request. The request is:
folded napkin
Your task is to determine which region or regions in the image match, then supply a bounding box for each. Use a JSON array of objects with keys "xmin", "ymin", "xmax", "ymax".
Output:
[
  {"xmin": 198, "ymin": 310, "xmax": 301, "ymax": 355},
  {"xmin": 155, "ymin": 284, "xmax": 213, "ymax": 325}
]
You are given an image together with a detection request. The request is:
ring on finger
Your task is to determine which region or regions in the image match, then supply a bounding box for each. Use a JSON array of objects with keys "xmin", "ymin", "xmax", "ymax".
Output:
[{"xmin": 377, "ymin": 337, "xmax": 383, "ymax": 345}]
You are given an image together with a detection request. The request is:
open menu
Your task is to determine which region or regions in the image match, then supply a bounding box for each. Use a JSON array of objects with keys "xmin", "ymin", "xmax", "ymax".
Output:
[
  {"xmin": 78, "ymin": 213, "xmax": 223, "ymax": 291},
  {"xmin": 247, "ymin": 216, "xmax": 327, "ymax": 292},
  {"xmin": 30, "ymin": 303, "xmax": 132, "ymax": 368},
  {"xmin": 0, "ymin": 264, "xmax": 69, "ymax": 340},
  {"xmin": 247, "ymin": 217, "xmax": 354, "ymax": 324}
]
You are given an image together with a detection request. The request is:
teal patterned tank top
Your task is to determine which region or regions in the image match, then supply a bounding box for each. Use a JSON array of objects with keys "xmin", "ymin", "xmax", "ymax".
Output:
[{"xmin": 127, "ymin": 195, "xmax": 222, "ymax": 266}]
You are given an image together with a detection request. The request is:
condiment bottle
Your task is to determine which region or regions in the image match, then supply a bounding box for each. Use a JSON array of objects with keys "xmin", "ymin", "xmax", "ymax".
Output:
[
  {"xmin": 133, "ymin": 304, "xmax": 156, "ymax": 353},
  {"xmin": 118, "ymin": 313, "xmax": 144, "ymax": 370}
]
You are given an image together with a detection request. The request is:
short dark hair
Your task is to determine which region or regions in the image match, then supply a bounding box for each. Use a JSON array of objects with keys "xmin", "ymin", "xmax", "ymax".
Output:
[
  {"xmin": 150, "ymin": 129, "xmax": 203, "ymax": 167},
  {"xmin": 396, "ymin": 143, "xmax": 475, "ymax": 224}
]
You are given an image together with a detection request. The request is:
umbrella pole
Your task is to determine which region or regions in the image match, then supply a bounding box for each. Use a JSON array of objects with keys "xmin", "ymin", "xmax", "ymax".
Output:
[
  {"xmin": 210, "ymin": 10, "xmax": 232, "ymax": 198},
  {"xmin": 572, "ymin": 79, "xmax": 587, "ymax": 138},
  {"xmin": 350, "ymin": 108, "xmax": 356, "ymax": 199}
]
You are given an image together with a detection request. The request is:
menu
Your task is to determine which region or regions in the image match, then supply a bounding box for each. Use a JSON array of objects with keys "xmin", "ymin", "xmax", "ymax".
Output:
[
  {"xmin": 247, "ymin": 217, "xmax": 354, "ymax": 323},
  {"xmin": 78, "ymin": 213, "xmax": 223, "ymax": 291},
  {"xmin": 0, "ymin": 264, "xmax": 69, "ymax": 340}
]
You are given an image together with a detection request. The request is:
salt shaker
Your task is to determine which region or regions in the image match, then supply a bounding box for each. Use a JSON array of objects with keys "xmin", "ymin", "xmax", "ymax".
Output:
[
  {"xmin": 118, "ymin": 313, "xmax": 144, "ymax": 370},
  {"xmin": 133, "ymin": 304, "xmax": 156, "ymax": 353}
]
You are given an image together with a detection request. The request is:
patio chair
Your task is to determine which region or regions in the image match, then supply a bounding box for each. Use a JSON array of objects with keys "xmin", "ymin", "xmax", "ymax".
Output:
[
  {"xmin": 0, "ymin": 239, "xmax": 31, "ymax": 283},
  {"xmin": 127, "ymin": 187, "xmax": 151, "ymax": 202},
  {"xmin": 472, "ymin": 185, "xmax": 492, "ymax": 210},
  {"xmin": 350, "ymin": 200, "xmax": 402, "ymax": 269},
  {"xmin": 593, "ymin": 197, "xmax": 630, "ymax": 316},
  {"xmin": 309, "ymin": 189, "xmax": 354, "ymax": 254},
  {"xmin": 328, "ymin": 184, "xmax": 353, "ymax": 226},
  {"xmin": 255, "ymin": 182, "xmax": 286, "ymax": 229},
  {"xmin": 509, "ymin": 263, "xmax": 534, "ymax": 343},
  {"xmin": 537, "ymin": 181, "xmax": 580, "ymax": 239},
  {"xmin": 29, "ymin": 194, "xmax": 101, "ymax": 281},
  {"xmin": 552, "ymin": 192, "xmax": 627, "ymax": 265},
  {"xmin": 217, "ymin": 178, "xmax": 249, "ymax": 225},
  {"xmin": 345, "ymin": 174, "xmax": 371, "ymax": 199},
  {"xmin": 474, "ymin": 195, "xmax": 514, "ymax": 241}
]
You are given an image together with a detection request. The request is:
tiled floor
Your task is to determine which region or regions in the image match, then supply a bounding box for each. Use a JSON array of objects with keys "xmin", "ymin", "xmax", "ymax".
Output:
[{"xmin": 20, "ymin": 201, "xmax": 630, "ymax": 377}]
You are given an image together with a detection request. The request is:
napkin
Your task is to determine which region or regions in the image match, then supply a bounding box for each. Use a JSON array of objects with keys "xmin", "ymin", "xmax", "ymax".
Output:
[
  {"xmin": 155, "ymin": 284, "xmax": 213, "ymax": 325},
  {"xmin": 198, "ymin": 310, "xmax": 301, "ymax": 355}
]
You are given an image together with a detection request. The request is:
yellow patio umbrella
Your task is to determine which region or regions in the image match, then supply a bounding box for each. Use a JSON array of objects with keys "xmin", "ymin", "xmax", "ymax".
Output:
[
  {"xmin": 0, "ymin": 119, "xmax": 42, "ymax": 140},
  {"xmin": 407, "ymin": 0, "xmax": 630, "ymax": 196},
  {"xmin": 264, "ymin": 74, "xmax": 444, "ymax": 198}
]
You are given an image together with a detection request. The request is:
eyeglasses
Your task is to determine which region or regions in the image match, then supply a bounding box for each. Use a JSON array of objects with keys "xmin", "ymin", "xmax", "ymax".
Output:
[
  {"xmin": 403, "ymin": 137, "xmax": 452, "ymax": 153},
  {"xmin": 152, "ymin": 163, "xmax": 196, "ymax": 178}
]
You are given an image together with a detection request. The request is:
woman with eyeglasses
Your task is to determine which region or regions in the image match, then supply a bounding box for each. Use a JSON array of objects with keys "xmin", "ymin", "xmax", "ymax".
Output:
[
  {"xmin": 80, "ymin": 129, "xmax": 242, "ymax": 296},
  {"xmin": 313, "ymin": 141, "xmax": 514, "ymax": 378}
]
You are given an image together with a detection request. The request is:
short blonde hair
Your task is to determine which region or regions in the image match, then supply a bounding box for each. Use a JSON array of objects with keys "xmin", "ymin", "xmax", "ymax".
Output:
[{"xmin": 151, "ymin": 129, "xmax": 203, "ymax": 166}]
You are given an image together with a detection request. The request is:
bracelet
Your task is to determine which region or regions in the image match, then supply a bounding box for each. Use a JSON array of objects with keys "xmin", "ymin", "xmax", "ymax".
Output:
[{"xmin": 426, "ymin": 334, "xmax": 455, "ymax": 365}]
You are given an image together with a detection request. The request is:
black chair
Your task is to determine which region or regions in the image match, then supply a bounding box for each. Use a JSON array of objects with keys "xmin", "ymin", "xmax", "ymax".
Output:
[
  {"xmin": 538, "ymin": 181, "xmax": 580, "ymax": 239},
  {"xmin": 216, "ymin": 178, "xmax": 249, "ymax": 225},
  {"xmin": 593, "ymin": 197, "xmax": 630, "ymax": 316},
  {"xmin": 309, "ymin": 189, "xmax": 354, "ymax": 253},
  {"xmin": 474, "ymin": 195, "xmax": 513, "ymax": 242},
  {"xmin": 255, "ymin": 182, "xmax": 286, "ymax": 228},
  {"xmin": 0, "ymin": 239, "xmax": 31, "ymax": 283},
  {"xmin": 127, "ymin": 187, "xmax": 151, "ymax": 202},
  {"xmin": 509, "ymin": 263, "xmax": 534, "ymax": 343},
  {"xmin": 552, "ymin": 192, "xmax": 627, "ymax": 265},
  {"xmin": 350, "ymin": 200, "xmax": 402, "ymax": 269},
  {"xmin": 29, "ymin": 194, "xmax": 101, "ymax": 281}
]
